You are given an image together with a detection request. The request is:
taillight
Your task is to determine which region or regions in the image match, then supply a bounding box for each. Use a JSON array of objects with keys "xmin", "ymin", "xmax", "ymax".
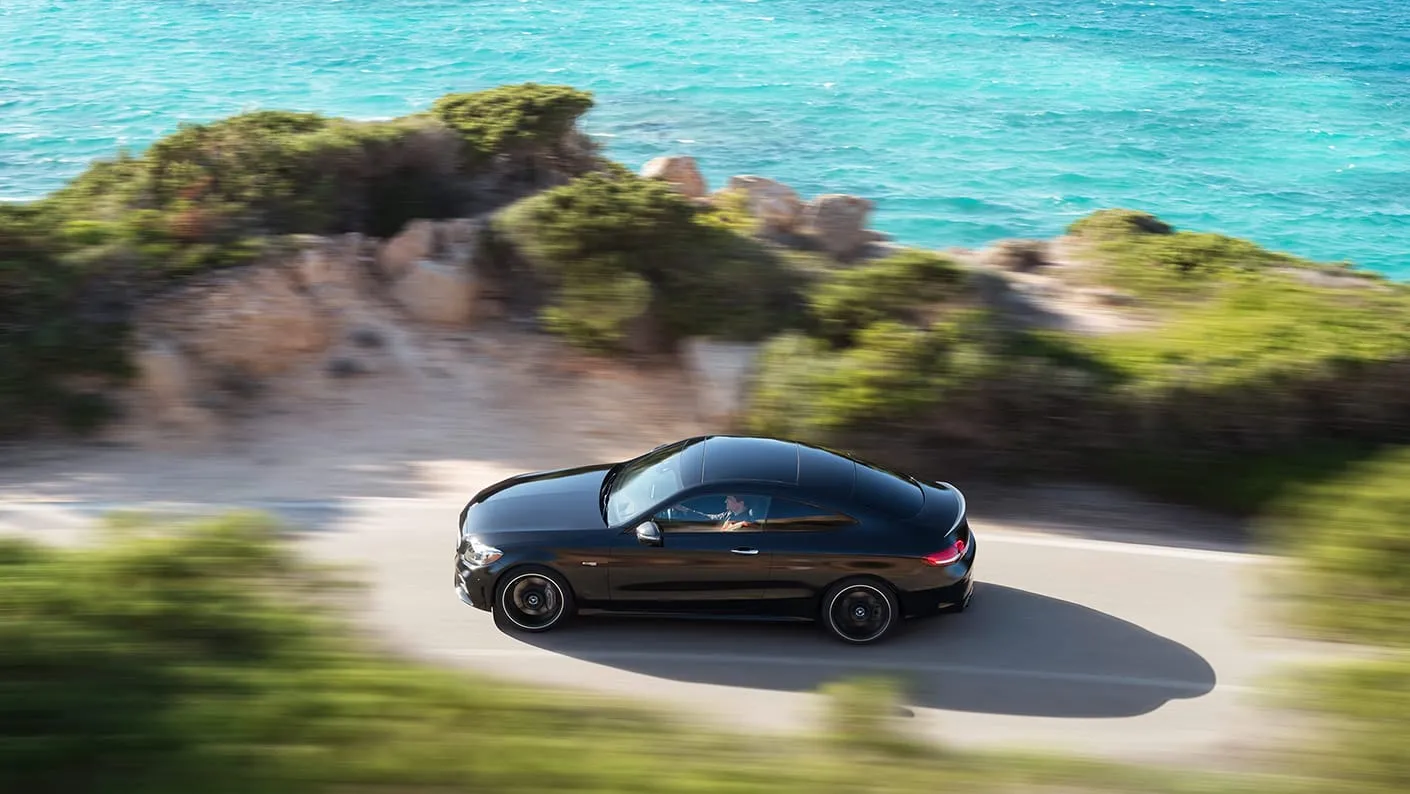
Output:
[{"xmin": 923, "ymin": 537, "xmax": 967, "ymax": 566}]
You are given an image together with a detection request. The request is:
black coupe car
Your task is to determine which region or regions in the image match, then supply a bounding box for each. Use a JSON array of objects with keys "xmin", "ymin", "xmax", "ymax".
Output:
[{"xmin": 453, "ymin": 434, "xmax": 976, "ymax": 645}]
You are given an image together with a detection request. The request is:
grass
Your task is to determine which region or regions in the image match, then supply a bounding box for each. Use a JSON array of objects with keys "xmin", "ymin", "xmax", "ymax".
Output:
[{"xmin": 1, "ymin": 511, "xmax": 1300, "ymax": 794}]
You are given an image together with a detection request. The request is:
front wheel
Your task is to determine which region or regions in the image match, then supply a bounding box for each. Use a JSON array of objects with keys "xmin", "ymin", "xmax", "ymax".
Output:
[
  {"xmin": 493, "ymin": 566, "xmax": 576, "ymax": 634},
  {"xmin": 820, "ymin": 579, "xmax": 900, "ymax": 645}
]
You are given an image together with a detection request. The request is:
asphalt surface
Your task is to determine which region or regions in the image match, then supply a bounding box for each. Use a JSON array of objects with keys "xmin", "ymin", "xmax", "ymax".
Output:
[{"xmin": 0, "ymin": 495, "xmax": 1331, "ymax": 767}]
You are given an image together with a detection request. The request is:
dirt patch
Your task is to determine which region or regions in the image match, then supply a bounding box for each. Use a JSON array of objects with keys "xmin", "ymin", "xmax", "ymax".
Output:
[{"xmin": 0, "ymin": 324, "xmax": 709, "ymax": 506}]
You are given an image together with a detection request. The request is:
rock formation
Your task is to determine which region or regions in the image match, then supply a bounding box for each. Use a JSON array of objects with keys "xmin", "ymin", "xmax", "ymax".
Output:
[
  {"xmin": 725, "ymin": 176, "xmax": 805, "ymax": 235},
  {"xmin": 802, "ymin": 194, "xmax": 875, "ymax": 260},
  {"xmin": 126, "ymin": 217, "xmax": 490, "ymax": 433},
  {"xmin": 641, "ymin": 156, "xmax": 708, "ymax": 199}
]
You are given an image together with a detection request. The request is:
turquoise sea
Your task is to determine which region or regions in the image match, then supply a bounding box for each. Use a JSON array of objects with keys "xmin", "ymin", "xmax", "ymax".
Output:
[{"xmin": 2, "ymin": 0, "xmax": 1407, "ymax": 275}]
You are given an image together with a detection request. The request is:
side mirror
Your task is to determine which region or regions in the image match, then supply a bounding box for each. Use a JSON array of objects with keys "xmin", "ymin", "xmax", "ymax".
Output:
[{"xmin": 635, "ymin": 521, "xmax": 662, "ymax": 547}]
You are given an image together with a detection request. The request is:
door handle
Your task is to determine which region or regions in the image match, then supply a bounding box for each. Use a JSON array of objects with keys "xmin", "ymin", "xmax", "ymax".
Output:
[{"xmin": 730, "ymin": 548, "xmax": 759, "ymax": 555}]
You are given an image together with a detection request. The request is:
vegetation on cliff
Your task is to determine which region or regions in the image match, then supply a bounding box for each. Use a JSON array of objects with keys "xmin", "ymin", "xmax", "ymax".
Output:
[
  {"xmin": 7, "ymin": 79, "xmax": 1410, "ymax": 525},
  {"xmin": 0, "ymin": 83, "xmax": 597, "ymax": 435},
  {"xmin": 491, "ymin": 166, "xmax": 812, "ymax": 352},
  {"xmin": 747, "ymin": 209, "xmax": 1410, "ymax": 515}
]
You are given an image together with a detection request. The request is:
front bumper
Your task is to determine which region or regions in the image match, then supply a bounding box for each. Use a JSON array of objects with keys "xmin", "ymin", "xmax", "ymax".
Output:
[{"xmin": 454, "ymin": 557, "xmax": 495, "ymax": 611}]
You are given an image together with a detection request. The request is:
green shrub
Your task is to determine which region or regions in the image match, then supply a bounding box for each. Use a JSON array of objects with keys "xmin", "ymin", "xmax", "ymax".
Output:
[
  {"xmin": 1066, "ymin": 208, "xmax": 1173, "ymax": 239},
  {"xmin": 807, "ymin": 248, "xmax": 970, "ymax": 346},
  {"xmin": 1259, "ymin": 447, "xmax": 1410, "ymax": 648},
  {"xmin": 697, "ymin": 186, "xmax": 756, "ymax": 235},
  {"xmin": 0, "ymin": 512, "xmax": 1266, "ymax": 794},
  {"xmin": 495, "ymin": 169, "xmax": 809, "ymax": 351},
  {"xmin": 1257, "ymin": 446, "xmax": 1410, "ymax": 793},
  {"xmin": 0, "ymin": 204, "xmax": 134, "ymax": 435},
  {"xmin": 430, "ymin": 83, "xmax": 594, "ymax": 165},
  {"xmin": 1285, "ymin": 654, "xmax": 1410, "ymax": 794},
  {"xmin": 1067, "ymin": 208, "xmax": 1377, "ymax": 301},
  {"xmin": 1082, "ymin": 278, "xmax": 1410, "ymax": 391},
  {"xmin": 748, "ymin": 311, "xmax": 995, "ymax": 439}
]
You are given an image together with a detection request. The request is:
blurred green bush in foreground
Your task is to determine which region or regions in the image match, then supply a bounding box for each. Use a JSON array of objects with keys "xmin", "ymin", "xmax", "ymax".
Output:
[
  {"xmin": 1256, "ymin": 448, "xmax": 1410, "ymax": 793},
  {"xmin": 2, "ymin": 497, "xmax": 1404, "ymax": 794},
  {"xmin": 2, "ymin": 512, "xmax": 1281, "ymax": 794}
]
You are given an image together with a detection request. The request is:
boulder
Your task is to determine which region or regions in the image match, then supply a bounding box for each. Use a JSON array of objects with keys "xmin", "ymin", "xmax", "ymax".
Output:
[
  {"xmin": 725, "ymin": 176, "xmax": 804, "ymax": 234},
  {"xmin": 137, "ymin": 265, "xmax": 335, "ymax": 379},
  {"xmin": 133, "ymin": 339, "xmax": 195, "ymax": 412},
  {"xmin": 391, "ymin": 260, "xmax": 478, "ymax": 326},
  {"xmin": 377, "ymin": 220, "xmax": 438, "ymax": 281},
  {"xmin": 290, "ymin": 233, "xmax": 373, "ymax": 310},
  {"xmin": 979, "ymin": 239, "xmax": 1052, "ymax": 272},
  {"xmin": 641, "ymin": 156, "xmax": 708, "ymax": 199},
  {"xmin": 436, "ymin": 217, "xmax": 484, "ymax": 273},
  {"xmin": 802, "ymin": 194, "xmax": 875, "ymax": 260}
]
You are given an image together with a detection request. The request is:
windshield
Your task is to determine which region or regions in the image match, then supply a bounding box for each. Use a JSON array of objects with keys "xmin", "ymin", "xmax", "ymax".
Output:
[{"xmin": 606, "ymin": 442, "xmax": 692, "ymax": 524}]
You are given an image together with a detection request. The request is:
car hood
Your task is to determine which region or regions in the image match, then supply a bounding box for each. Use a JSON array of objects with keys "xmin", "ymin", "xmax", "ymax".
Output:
[{"xmin": 461, "ymin": 463, "xmax": 613, "ymax": 535}]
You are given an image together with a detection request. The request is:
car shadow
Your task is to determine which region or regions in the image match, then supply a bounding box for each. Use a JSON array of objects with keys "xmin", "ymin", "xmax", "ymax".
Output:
[{"xmin": 512, "ymin": 582, "xmax": 1218, "ymax": 719}]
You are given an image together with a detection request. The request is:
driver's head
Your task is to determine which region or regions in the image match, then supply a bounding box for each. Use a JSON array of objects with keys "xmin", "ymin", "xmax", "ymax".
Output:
[{"xmin": 725, "ymin": 495, "xmax": 746, "ymax": 515}]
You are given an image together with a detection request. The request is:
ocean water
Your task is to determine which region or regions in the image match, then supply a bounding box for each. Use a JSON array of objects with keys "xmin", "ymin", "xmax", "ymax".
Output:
[{"xmin": 2, "ymin": 0, "xmax": 1408, "ymax": 275}]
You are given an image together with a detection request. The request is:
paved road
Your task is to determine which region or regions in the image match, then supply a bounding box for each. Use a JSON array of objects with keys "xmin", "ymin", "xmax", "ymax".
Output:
[{"xmin": 0, "ymin": 495, "xmax": 1329, "ymax": 767}]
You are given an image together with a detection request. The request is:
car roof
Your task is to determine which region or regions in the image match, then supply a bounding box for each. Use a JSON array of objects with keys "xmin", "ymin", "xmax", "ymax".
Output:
[{"xmin": 692, "ymin": 435, "xmax": 918, "ymax": 512}]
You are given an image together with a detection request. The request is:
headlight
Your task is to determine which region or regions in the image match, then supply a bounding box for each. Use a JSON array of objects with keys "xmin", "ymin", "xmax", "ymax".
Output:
[{"xmin": 462, "ymin": 536, "xmax": 503, "ymax": 567}]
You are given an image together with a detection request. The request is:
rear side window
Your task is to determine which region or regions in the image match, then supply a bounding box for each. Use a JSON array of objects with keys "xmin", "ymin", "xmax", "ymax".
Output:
[
  {"xmin": 764, "ymin": 498, "xmax": 855, "ymax": 530},
  {"xmin": 852, "ymin": 460, "xmax": 924, "ymax": 518}
]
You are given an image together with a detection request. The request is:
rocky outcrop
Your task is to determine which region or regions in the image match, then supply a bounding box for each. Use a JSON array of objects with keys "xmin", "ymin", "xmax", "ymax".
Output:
[
  {"xmin": 726, "ymin": 176, "xmax": 804, "ymax": 234},
  {"xmin": 680, "ymin": 338, "xmax": 763, "ymax": 427},
  {"xmin": 392, "ymin": 260, "xmax": 478, "ymax": 326},
  {"xmin": 641, "ymin": 156, "xmax": 708, "ymax": 199},
  {"xmin": 978, "ymin": 239, "xmax": 1052, "ymax": 272},
  {"xmin": 802, "ymin": 194, "xmax": 875, "ymax": 260},
  {"xmin": 132, "ymin": 339, "xmax": 197, "ymax": 414},
  {"xmin": 376, "ymin": 220, "xmax": 437, "ymax": 281},
  {"xmin": 124, "ymin": 216, "xmax": 492, "ymax": 430},
  {"xmin": 135, "ymin": 261, "xmax": 337, "ymax": 381}
]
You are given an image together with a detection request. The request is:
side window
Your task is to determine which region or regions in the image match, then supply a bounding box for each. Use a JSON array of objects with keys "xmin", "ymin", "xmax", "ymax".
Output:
[
  {"xmin": 654, "ymin": 492, "xmax": 770, "ymax": 533},
  {"xmin": 763, "ymin": 498, "xmax": 856, "ymax": 531}
]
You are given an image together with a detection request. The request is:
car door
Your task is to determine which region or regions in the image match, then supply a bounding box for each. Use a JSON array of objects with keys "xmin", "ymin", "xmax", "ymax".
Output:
[
  {"xmin": 607, "ymin": 491, "xmax": 774, "ymax": 614},
  {"xmin": 759, "ymin": 496, "xmax": 864, "ymax": 610}
]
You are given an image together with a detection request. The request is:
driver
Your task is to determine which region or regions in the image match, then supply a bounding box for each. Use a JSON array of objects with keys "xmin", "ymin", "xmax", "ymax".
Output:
[{"xmin": 678, "ymin": 494, "xmax": 759, "ymax": 531}]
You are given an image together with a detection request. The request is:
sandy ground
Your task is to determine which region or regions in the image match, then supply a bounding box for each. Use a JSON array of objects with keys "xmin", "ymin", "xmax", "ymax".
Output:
[{"xmin": 0, "ymin": 325, "xmax": 710, "ymax": 505}]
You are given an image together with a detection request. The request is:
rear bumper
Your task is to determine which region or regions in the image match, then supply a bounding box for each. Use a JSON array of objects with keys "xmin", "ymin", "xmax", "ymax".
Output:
[
  {"xmin": 900, "ymin": 527, "xmax": 976, "ymax": 616},
  {"xmin": 900, "ymin": 572, "xmax": 973, "ymax": 616}
]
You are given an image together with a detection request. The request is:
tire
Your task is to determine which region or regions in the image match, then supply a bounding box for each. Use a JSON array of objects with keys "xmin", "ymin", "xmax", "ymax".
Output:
[
  {"xmin": 820, "ymin": 578, "xmax": 901, "ymax": 645},
  {"xmin": 492, "ymin": 565, "xmax": 576, "ymax": 634}
]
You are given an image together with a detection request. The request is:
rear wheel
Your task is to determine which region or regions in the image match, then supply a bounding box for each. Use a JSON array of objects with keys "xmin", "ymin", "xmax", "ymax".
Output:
[
  {"xmin": 493, "ymin": 566, "xmax": 576, "ymax": 634},
  {"xmin": 820, "ymin": 578, "xmax": 900, "ymax": 645}
]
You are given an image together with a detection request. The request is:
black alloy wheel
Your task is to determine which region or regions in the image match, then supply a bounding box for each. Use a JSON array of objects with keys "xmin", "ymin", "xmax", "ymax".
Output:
[
  {"xmin": 493, "ymin": 567, "xmax": 576, "ymax": 633},
  {"xmin": 821, "ymin": 579, "xmax": 899, "ymax": 645}
]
